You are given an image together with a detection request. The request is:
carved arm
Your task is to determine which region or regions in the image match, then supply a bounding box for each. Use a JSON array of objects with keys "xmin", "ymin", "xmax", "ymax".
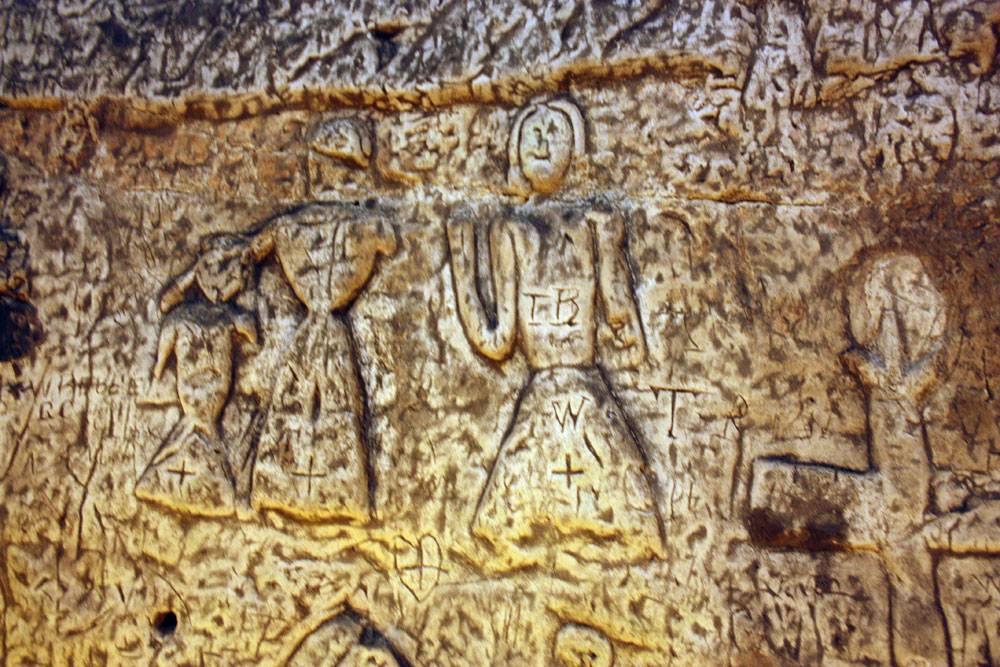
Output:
[
  {"xmin": 153, "ymin": 317, "xmax": 178, "ymax": 379},
  {"xmin": 232, "ymin": 308, "xmax": 259, "ymax": 349},
  {"xmin": 248, "ymin": 221, "xmax": 277, "ymax": 263},
  {"xmin": 445, "ymin": 217, "xmax": 517, "ymax": 361},
  {"xmin": 158, "ymin": 266, "xmax": 196, "ymax": 313},
  {"xmin": 592, "ymin": 208, "xmax": 646, "ymax": 366}
]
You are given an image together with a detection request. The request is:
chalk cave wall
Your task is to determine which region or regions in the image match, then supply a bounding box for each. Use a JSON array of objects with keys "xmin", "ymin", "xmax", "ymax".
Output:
[{"xmin": 0, "ymin": 1, "xmax": 999, "ymax": 665}]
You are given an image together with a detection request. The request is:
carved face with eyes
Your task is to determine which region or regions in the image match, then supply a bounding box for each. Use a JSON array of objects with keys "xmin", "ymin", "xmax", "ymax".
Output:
[
  {"xmin": 518, "ymin": 106, "xmax": 574, "ymax": 194},
  {"xmin": 194, "ymin": 235, "xmax": 250, "ymax": 304}
]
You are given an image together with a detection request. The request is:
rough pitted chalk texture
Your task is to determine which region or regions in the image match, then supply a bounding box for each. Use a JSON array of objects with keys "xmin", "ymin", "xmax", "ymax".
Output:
[{"xmin": 1, "ymin": 1, "xmax": 999, "ymax": 665}]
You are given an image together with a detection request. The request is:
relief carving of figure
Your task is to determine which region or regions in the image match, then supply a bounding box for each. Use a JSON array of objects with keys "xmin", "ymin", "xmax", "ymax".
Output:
[
  {"xmin": 136, "ymin": 234, "xmax": 258, "ymax": 517},
  {"xmin": 447, "ymin": 98, "xmax": 663, "ymax": 567},
  {"xmin": 249, "ymin": 202, "xmax": 396, "ymax": 523},
  {"xmin": 749, "ymin": 252, "xmax": 953, "ymax": 666},
  {"xmin": 844, "ymin": 252, "xmax": 948, "ymax": 666}
]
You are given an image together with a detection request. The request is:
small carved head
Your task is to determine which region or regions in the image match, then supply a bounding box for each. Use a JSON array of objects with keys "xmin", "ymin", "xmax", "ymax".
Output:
[
  {"xmin": 508, "ymin": 98, "xmax": 585, "ymax": 196},
  {"xmin": 336, "ymin": 645, "xmax": 398, "ymax": 666},
  {"xmin": 194, "ymin": 233, "xmax": 252, "ymax": 304},
  {"xmin": 554, "ymin": 623, "xmax": 614, "ymax": 667},
  {"xmin": 311, "ymin": 118, "xmax": 374, "ymax": 170}
]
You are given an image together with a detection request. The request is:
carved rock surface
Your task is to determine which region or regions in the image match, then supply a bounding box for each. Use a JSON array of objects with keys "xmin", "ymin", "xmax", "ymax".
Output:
[{"xmin": 0, "ymin": 1, "xmax": 999, "ymax": 665}]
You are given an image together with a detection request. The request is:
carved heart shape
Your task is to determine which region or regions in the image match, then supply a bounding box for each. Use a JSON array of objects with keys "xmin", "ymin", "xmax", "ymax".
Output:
[{"xmin": 393, "ymin": 534, "xmax": 444, "ymax": 601}]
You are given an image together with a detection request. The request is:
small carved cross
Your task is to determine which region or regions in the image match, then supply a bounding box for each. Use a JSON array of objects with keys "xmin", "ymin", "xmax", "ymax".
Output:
[
  {"xmin": 291, "ymin": 453, "xmax": 327, "ymax": 496},
  {"xmin": 167, "ymin": 460, "xmax": 192, "ymax": 487},
  {"xmin": 553, "ymin": 454, "xmax": 583, "ymax": 488}
]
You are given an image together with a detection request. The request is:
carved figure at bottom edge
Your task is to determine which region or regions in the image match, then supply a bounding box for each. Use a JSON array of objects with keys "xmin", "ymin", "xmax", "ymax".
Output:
[
  {"xmin": 286, "ymin": 610, "xmax": 408, "ymax": 667},
  {"xmin": 554, "ymin": 623, "xmax": 614, "ymax": 667},
  {"xmin": 137, "ymin": 233, "xmax": 258, "ymax": 517},
  {"xmin": 749, "ymin": 252, "xmax": 952, "ymax": 666}
]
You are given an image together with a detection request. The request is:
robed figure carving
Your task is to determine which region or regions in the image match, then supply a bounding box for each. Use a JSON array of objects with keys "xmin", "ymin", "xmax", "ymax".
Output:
[
  {"xmin": 249, "ymin": 203, "xmax": 396, "ymax": 523},
  {"xmin": 137, "ymin": 234, "xmax": 258, "ymax": 517},
  {"xmin": 138, "ymin": 200, "xmax": 395, "ymax": 524},
  {"xmin": 447, "ymin": 98, "xmax": 663, "ymax": 566}
]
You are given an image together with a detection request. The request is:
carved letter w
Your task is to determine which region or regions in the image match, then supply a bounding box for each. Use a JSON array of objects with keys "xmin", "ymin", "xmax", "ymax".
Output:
[{"xmin": 551, "ymin": 397, "xmax": 589, "ymax": 431}]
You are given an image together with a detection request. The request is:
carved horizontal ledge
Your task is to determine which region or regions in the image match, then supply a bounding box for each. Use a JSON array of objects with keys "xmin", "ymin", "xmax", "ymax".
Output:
[{"xmin": 0, "ymin": 51, "xmax": 738, "ymax": 121}]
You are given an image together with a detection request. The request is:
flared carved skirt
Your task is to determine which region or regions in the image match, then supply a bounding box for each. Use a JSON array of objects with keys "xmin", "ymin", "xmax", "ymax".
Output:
[
  {"xmin": 251, "ymin": 310, "xmax": 369, "ymax": 523},
  {"xmin": 472, "ymin": 366, "xmax": 662, "ymax": 565},
  {"xmin": 135, "ymin": 418, "xmax": 237, "ymax": 518}
]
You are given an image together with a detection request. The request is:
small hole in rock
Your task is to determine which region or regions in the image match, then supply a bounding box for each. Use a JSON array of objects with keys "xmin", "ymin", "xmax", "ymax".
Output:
[{"xmin": 153, "ymin": 610, "xmax": 178, "ymax": 635}]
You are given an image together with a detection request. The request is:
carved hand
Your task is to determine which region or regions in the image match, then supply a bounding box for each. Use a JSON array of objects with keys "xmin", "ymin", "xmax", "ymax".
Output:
[
  {"xmin": 843, "ymin": 305, "xmax": 941, "ymax": 402},
  {"xmin": 608, "ymin": 313, "xmax": 646, "ymax": 368},
  {"xmin": 152, "ymin": 321, "xmax": 177, "ymax": 380},
  {"xmin": 159, "ymin": 267, "xmax": 195, "ymax": 313},
  {"xmin": 930, "ymin": 470, "xmax": 972, "ymax": 514},
  {"xmin": 234, "ymin": 311, "xmax": 259, "ymax": 351}
]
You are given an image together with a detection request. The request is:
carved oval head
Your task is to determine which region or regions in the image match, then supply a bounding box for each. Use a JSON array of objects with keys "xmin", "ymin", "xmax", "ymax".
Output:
[
  {"xmin": 554, "ymin": 623, "xmax": 613, "ymax": 667},
  {"xmin": 846, "ymin": 252, "xmax": 947, "ymax": 400},
  {"xmin": 849, "ymin": 253, "xmax": 946, "ymax": 364},
  {"xmin": 519, "ymin": 107, "xmax": 574, "ymax": 193},
  {"xmin": 509, "ymin": 98, "xmax": 585, "ymax": 196},
  {"xmin": 337, "ymin": 645, "xmax": 398, "ymax": 666}
]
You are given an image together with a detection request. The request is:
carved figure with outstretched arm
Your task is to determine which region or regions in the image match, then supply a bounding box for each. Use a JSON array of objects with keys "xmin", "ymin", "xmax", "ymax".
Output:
[
  {"xmin": 247, "ymin": 202, "xmax": 396, "ymax": 523},
  {"xmin": 137, "ymin": 234, "xmax": 259, "ymax": 517}
]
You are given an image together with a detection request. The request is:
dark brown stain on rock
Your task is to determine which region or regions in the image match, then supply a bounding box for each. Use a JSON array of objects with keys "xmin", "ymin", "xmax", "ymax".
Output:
[{"xmin": 748, "ymin": 505, "xmax": 849, "ymax": 551}]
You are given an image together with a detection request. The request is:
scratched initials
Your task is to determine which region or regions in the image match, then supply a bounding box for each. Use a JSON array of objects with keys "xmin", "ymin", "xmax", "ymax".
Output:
[
  {"xmin": 551, "ymin": 396, "xmax": 589, "ymax": 431},
  {"xmin": 555, "ymin": 287, "xmax": 579, "ymax": 324},
  {"xmin": 523, "ymin": 287, "xmax": 581, "ymax": 326},
  {"xmin": 525, "ymin": 292, "xmax": 547, "ymax": 324}
]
